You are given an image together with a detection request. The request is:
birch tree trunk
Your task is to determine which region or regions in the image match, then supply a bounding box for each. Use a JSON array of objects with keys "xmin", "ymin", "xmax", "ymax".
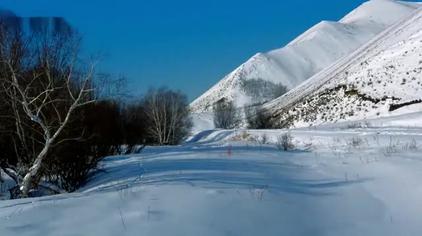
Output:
[
  {"xmin": 0, "ymin": 23, "xmax": 97, "ymax": 197},
  {"xmin": 20, "ymin": 141, "xmax": 50, "ymax": 195}
]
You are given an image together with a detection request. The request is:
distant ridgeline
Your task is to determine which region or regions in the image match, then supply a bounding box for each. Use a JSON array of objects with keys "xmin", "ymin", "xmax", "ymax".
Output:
[{"xmin": 0, "ymin": 9, "xmax": 72, "ymax": 35}]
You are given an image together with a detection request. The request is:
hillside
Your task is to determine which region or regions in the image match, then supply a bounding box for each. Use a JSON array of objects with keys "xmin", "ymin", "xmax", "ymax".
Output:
[
  {"xmin": 265, "ymin": 5, "xmax": 422, "ymax": 128},
  {"xmin": 190, "ymin": 0, "xmax": 420, "ymax": 113}
]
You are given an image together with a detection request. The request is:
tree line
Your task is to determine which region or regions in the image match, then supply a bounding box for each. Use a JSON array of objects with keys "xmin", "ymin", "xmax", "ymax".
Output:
[{"xmin": 0, "ymin": 23, "xmax": 192, "ymax": 198}]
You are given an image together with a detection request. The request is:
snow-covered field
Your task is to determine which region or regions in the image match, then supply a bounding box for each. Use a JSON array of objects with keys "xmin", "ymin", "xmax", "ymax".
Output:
[{"xmin": 1, "ymin": 125, "xmax": 422, "ymax": 236}]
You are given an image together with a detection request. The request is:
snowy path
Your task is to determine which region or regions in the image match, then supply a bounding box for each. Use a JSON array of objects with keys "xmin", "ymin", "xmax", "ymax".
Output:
[{"xmin": 1, "ymin": 129, "xmax": 422, "ymax": 235}]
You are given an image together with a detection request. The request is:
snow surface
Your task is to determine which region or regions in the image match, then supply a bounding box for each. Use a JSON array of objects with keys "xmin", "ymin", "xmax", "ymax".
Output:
[
  {"xmin": 190, "ymin": 0, "xmax": 420, "ymax": 113},
  {"xmin": 190, "ymin": 112, "xmax": 214, "ymax": 135},
  {"xmin": 2, "ymin": 126, "xmax": 422, "ymax": 235}
]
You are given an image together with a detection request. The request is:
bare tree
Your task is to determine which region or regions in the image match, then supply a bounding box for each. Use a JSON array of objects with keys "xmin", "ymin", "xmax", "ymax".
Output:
[
  {"xmin": 213, "ymin": 99, "xmax": 240, "ymax": 129},
  {"xmin": 143, "ymin": 87, "xmax": 192, "ymax": 145},
  {"xmin": 244, "ymin": 105, "xmax": 272, "ymax": 129},
  {"xmin": 276, "ymin": 133, "xmax": 294, "ymax": 151},
  {"xmin": 0, "ymin": 29, "xmax": 96, "ymax": 196},
  {"xmin": 241, "ymin": 78, "xmax": 288, "ymax": 105}
]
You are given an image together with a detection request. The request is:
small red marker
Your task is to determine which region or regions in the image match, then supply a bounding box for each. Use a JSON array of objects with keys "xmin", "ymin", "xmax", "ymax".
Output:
[{"xmin": 227, "ymin": 145, "xmax": 232, "ymax": 157}]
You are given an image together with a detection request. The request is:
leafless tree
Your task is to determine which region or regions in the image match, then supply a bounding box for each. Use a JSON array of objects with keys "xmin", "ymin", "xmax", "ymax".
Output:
[
  {"xmin": 0, "ymin": 28, "xmax": 96, "ymax": 196},
  {"xmin": 213, "ymin": 99, "xmax": 240, "ymax": 129},
  {"xmin": 143, "ymin": 88, "xmax": 192, "ymax": 145},
  {"xmin": 244, "ymin": 105, "xmax": 271, "ymax": 129},
  {"xmin": 276, "ymin": 133, "xmax": 294, "ymax": 151},
  {"xmin": 95, "ymin": 73, "xmax": 128, "ymax": 101}
]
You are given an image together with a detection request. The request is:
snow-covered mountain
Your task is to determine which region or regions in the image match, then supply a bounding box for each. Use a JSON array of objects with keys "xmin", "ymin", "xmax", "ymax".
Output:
[
  {"xmin": 265, "ymin": 5, "xmax": 422, "ymax": 128},
  {"xmin": 190, "ymin": 0, "xmax": 420, "ymax": 113}
]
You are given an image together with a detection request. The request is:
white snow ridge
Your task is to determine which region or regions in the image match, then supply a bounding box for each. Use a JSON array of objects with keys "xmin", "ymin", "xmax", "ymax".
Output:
[
  {"xmin": 190, "ymin": 0, "xmax": 420, "ymax": 113},
  {"xmin": 265, "ymin": 2, "xmax": 422, "ymax": 128}
]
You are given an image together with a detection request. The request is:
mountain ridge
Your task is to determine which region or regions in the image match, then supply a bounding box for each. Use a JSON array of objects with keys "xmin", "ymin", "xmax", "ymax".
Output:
[
  {"xmin": 190, "ymin": 0, "xmax": 420, "ymax": 113},
  {"xmin": 264, "ymin": 5, "xmax": 422, "ymax": 128}
]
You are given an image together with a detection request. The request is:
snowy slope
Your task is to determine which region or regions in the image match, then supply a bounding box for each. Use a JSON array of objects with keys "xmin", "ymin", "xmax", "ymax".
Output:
[
  {"xmin": 190, "ymin": 112, "xmax": 214, "ymax": 134},
  {"xmin": 2, "ymin": 128, "xmax": 422, "ymax": 235},
  {"xmin": 265, "ymin": 5, "xmax": 422, "ymax": 128},
  {"xmin": 190, "ymin": 0, "xmax": 420, "ymax": 113}
]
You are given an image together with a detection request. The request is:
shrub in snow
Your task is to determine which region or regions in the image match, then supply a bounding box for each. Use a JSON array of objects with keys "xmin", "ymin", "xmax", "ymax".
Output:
[
  {"xmin": 383, "ymin": 136, "xmax": 400, "ymax": 156},
  {"xmin": 345, "ymin": 121, "xmax": 371, "ymax": 129},
  {"xmin": 258, "ymin": 134, "xmax": 268, "ymax": 145},
  {"xmin": 244, "ymin": 105, "xmax": 272, "ymax": 129},
  {"xmin": 276, "ymin": 133, "xmax": 295, "ymax": 151},
  {"xmin": 241, "ymin": 78, "xmax": 287, "ymax": 105},
  {"xmin": 347, "ymin": 137, "xmax": 365, "ymax": 149},
  {"xmin": 402, "ymin": 138, "xmax": 418, "ymax": 151},
  {"xmin": 213, "ymin": 99, "xmax": 240, "ymax": 129},
  {"xmin": 230, "ymin": 131, "xmax": 253, "ymax": 142}
]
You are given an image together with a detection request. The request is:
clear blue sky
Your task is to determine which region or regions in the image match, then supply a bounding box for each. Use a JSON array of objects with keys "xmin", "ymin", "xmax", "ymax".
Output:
[{"xmin": 0, "ymin": 0, "xmax": 390, "ymax": 100}]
